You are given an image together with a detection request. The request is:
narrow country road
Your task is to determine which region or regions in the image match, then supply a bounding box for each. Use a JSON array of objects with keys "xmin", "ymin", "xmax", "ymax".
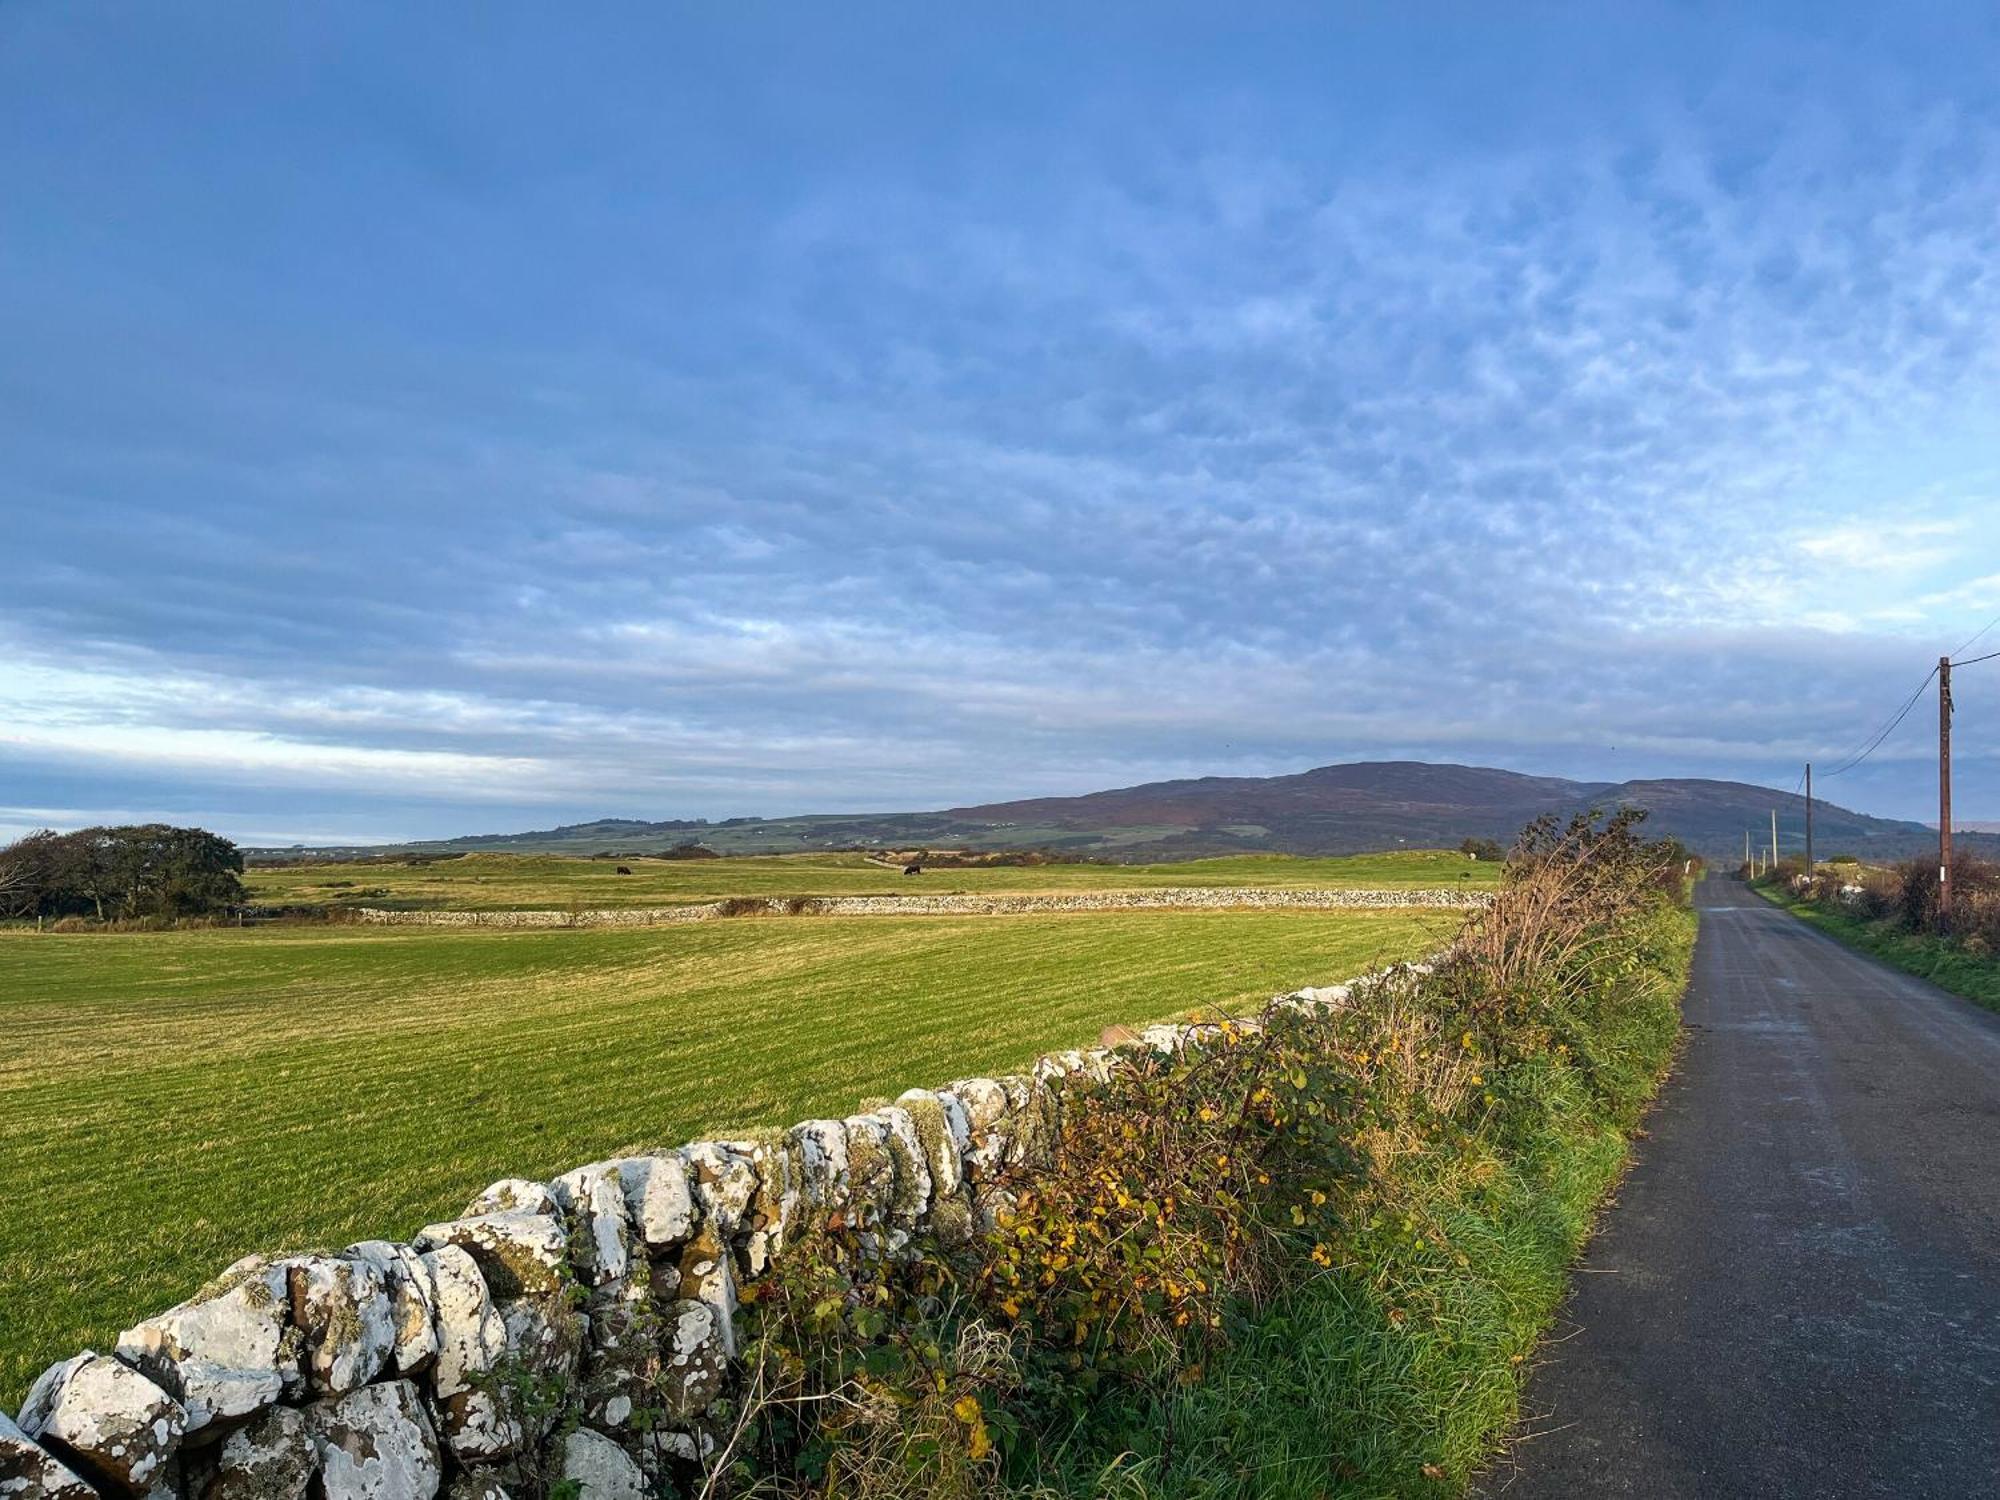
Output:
[{"xmin": 1486, "ymin": 877, "xmax": 2000, "ymax": 1498}]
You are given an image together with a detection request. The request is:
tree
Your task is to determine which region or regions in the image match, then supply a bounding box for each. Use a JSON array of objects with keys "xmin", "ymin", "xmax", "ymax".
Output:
[
  {"xmin": 142, "ymin": 825, "xmax": 247, "ymax": 916},
  {"xmin": 0, "ymin": 829, "xmax": 61, "ymax": 918},
  {"xmin": 1459, "ymin": 837, "xmax": 1505, "ymax": 862},
  {"xmin": 58, "ymin": 827, "xmax": 120, "ymax": 920},
  {"xmin": 0, "ymin": 824, "xmax": 245, "ymax": 921}
]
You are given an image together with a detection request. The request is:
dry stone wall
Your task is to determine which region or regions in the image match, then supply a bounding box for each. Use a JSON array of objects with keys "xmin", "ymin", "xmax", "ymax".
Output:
[
  {"xmin": 1, "ymin": 962, "xmax": 1430, "ymax": 1500},
  {"xmin": 353, "ymin": 886, "xmax": 1490, "ymax": 929}
]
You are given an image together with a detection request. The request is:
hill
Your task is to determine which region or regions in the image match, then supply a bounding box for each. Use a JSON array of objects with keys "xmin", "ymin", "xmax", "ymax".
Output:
[
  {"xmin": 949, "ymin": 762, "xmax": 1987, "ymax": 863},
  {"xmin": 249, "ymin": 760, "xmax": 1991, "ymax": 865},
  {"xmin": 949, "ymin": 762, "xmax": 1600, "ymax": 854}
]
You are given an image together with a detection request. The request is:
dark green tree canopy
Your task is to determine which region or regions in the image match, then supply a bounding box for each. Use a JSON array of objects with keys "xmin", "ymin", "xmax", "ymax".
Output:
[{"xmin": 0, "ymin": 824, "xmax": 245, "ymax": 920}]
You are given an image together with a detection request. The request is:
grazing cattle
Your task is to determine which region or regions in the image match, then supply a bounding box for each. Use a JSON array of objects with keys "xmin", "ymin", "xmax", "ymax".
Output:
[
  {"xmin": 903, "ymin": 863, "xmax": 922, "ymax": 876},
  {"xmin": 615, "ymin": 866, "xmax": 632, "ymax": 875}
]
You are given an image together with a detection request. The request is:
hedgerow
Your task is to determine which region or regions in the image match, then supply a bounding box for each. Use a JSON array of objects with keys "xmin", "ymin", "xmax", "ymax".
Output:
[
  {"xmin": 698, "ymin": 809, "xmax": 1696, "ymax": 1499},
  {"xmin": 1769, "ymin": 850, "xmax": 2000, "ymax": 960},
  {"xmin": 1756, "ymin": 855, "xmax": 2000, "ymax": 1013}
]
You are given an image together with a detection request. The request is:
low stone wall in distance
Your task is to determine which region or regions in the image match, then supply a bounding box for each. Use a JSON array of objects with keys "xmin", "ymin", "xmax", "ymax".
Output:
[
  {"xmin": 352, "ymin": 886, "xmax": 1492, "ymax": 929},
  {"xmin": 0, "ymin": 960, "xmax": 1432, "ymax": 1500}
]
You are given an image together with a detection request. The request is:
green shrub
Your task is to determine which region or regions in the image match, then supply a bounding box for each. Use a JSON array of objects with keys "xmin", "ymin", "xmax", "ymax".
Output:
[{"xmin": 718, "ymin": 811, "xmax": 1695, "ymax": 1498}]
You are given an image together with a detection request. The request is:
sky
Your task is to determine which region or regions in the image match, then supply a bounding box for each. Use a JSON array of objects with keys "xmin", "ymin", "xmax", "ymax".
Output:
[{"xmin": 3, "ymin": 2, "xmax": 1999, "ymax": 845}]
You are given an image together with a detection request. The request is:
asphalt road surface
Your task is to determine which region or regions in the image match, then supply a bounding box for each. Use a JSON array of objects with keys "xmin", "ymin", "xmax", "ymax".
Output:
[{"xmin": 1485, "ymin": 877, "xmax": 2000, "ymax": 1499}]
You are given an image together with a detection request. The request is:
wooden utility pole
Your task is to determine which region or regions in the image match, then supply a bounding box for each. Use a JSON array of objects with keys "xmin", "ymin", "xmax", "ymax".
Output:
[
  {"xmin": 1804, "ymin": 762, "xmax": 1814, "ymax": 871},
  {"xmin": 1940, "ymin": 655, "xmax": 1954, "ymax": 931}
]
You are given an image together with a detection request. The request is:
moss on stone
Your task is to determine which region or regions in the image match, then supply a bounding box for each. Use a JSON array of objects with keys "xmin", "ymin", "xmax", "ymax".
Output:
[
  {"xmin": 927, "ymin": 1194, "xmax": 975, "ymax": 1247},
  {"xmin": 842, "ymin": 1123, "xmax": 891, "ymax": 1218},
  {"xmin": 895, "ymin": 1091, "xmax": 952, "ymax": 1183},
  {"xmin": 317, "ymin": 1265, "xmax": 365, "ymax": 1358},
  {"xmin": 439, "ymin": 1221, "xmax": 567, "ymax": 1303},
  {"xmin": 193, "ymin": 1256, "xmax": 279, "ymax": 1308}
]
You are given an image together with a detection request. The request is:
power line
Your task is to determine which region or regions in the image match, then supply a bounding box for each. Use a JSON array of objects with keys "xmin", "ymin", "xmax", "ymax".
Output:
[
  {"xmin": 1796, "ymin": 620, "xmax": 1990, "ymax": 801},
  {"xmin": 1950, "ymin": 608, "xmax": 2000, "ymax": 660},
  {"xmin": 1819, "ymin": 663, "xmax": 1939, "ymax": 781}
]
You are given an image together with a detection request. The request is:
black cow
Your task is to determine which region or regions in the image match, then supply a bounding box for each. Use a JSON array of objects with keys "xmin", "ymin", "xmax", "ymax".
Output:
[
  {"xmin": 903, "ymin": 863, "xmax": 922, "ymax": 876},
  {"xmin": 615, "ymin": 866, "xmax": 632, "ymax": 875}
]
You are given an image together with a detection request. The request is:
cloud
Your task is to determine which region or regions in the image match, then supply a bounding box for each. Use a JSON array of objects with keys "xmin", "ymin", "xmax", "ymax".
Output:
[
  {"xmin": 2, "ymin": 9, "xmax": 1999, "ymax": 838},
  {"xmin": 1799, "ymin": 521, "xmax": 1964, "ymax": 572}
]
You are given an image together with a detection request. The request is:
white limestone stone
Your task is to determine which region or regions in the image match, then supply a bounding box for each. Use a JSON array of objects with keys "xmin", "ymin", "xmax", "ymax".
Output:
[
  {"xmin": 463, "ymin": 1180, "xmax": 558, "ymax": 1218},
  {"xmin": 309, "ymin": 1380, "xmax": 440, "ymax": 1500},
  {"xmin": 548, "ymin": 1164, "xmax": 632, "ymax": 1287},
  {"xmin": 0, "ymin": 1411, "xmax": 96, "ymax": 1499},
  {"xmin": 412, "ymin": 1214, "xmax": 568, "ymax": 1302},
  {"xmin": 341, "ymin": 1241, "xmax": 438, "ymax": 1376},
  {"xmin": 18, "ymin": 1351, "xmax": 184, "ymax": 1496},
  {"xmin": 282, "ymin": 1255, "xmax": 394, "ymax": 1396},
  {"xmin": 114, "ymin": 1256, "xmax": 300, "ymax": 1435},
  {"xmin": 608, "ymin": 1155, "xmax": 697, "ymax": 1249},
  {"xmin": 556, "ymin": 1429, "xmax": 644, "ymax": 1500},
  {"xmin": 200, "ymin": 1404, "xmax": 314, "ymax": 1500}
]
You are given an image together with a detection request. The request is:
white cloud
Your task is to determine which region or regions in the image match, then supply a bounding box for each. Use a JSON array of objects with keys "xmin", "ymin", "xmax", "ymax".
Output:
[
  {"xmin": 7, "ymin": 33, "xmax": 2000, "ymax": 833},
  {"xmin": 1798, "ymin": 520, "xmax": 1964, "ymax": 572}
]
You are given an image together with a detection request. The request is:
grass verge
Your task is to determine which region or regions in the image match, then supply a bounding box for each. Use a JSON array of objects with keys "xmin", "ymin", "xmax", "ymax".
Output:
[
  {"xmin": 1027, "ymin": 902, "xmax": 1696, "ymax": 1498},
  {"xmin": 1751, "ymin": 881, "xmax": 2000, "ymax": 1012}
]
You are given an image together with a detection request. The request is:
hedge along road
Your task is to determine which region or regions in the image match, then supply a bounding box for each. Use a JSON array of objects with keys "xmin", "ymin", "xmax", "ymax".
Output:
[{"xmin": 1488, "ymin": 877, "xmax": 2000, "ymax": 1498}]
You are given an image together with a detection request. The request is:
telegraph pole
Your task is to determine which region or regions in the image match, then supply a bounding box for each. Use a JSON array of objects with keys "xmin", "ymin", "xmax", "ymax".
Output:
[
  {"xmin": 1940, "ymin": 656, "xmax": 1954, "ymax": 931},
  {"xmin": 1804, "ymin": 762, "xmax": 1814, "ymax": 871}
]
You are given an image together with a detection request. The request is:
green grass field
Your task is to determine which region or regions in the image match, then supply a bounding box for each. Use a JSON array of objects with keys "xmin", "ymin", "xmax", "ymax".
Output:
[
  {"xmin": 0, "ymin": 907, "xmax": 1446, "ymax": 1407},
  {"xmin": 243, "ymin": 849, "xmax": 1499, "ymax": 912}
]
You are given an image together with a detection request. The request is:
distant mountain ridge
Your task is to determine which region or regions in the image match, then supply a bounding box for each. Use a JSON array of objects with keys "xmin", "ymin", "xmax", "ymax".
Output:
[
  {"xmin": 251, "ymin": 760, "xmax": 1992, "ymax": 865},
  {"xmin": 951, "ymin": 761, "xmax": 1984, "ymax": 862},
  {"xmin": 949, "ymin": 762, "xmax": 1602, "ymax": 840}
]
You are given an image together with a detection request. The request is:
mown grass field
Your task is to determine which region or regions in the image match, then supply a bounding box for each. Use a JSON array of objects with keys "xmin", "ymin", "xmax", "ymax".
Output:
[
  {"xmin": 0, "ymin": 907, "xmax": 1447, "ymax": 1407},
  {"xmin": 243, "ymin": 849, "xmax": 1499, "ymax": 912}
]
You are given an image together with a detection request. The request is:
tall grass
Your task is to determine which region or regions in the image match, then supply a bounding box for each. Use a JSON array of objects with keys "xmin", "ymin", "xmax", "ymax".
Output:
[{"xmin": 1030, "ymin": 900, "xmax": 1691, "ymax": 1498}]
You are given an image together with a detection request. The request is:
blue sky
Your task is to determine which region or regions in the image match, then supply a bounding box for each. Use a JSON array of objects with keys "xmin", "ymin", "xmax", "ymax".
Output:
[{"xmin": 4, "ymin": 2, "xmax": 1999, "ymax": 844}]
